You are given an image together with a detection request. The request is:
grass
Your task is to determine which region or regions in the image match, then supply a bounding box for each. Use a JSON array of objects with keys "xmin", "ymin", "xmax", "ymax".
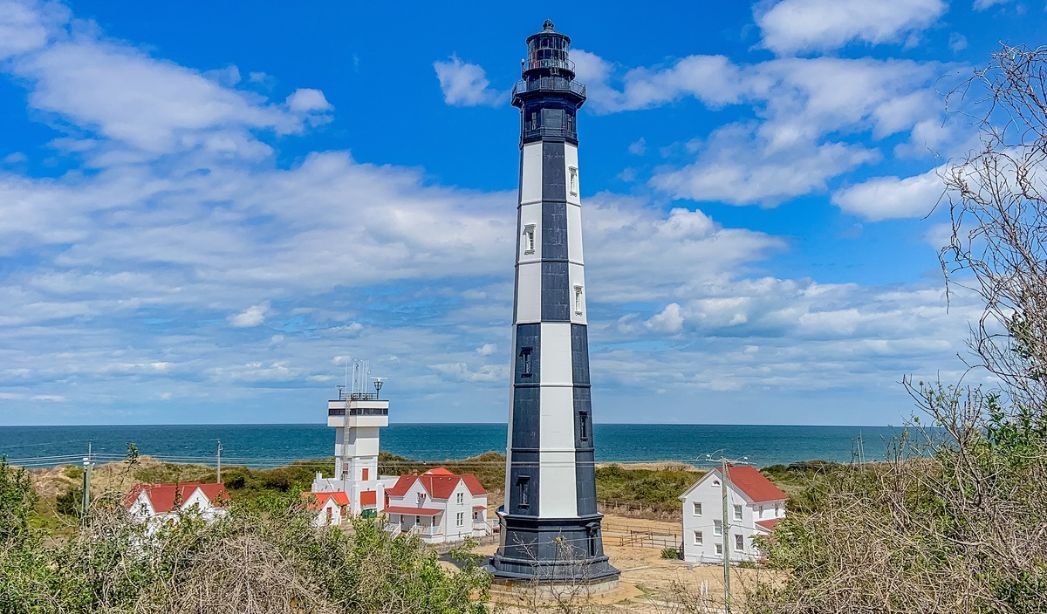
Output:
[{"xmin": 27, "ymin": 452, "xmax": 808, "ymax": 526}]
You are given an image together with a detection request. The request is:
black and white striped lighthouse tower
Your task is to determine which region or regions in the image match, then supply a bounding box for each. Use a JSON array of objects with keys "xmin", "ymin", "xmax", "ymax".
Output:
[{"xmin": 491, "ymin": 20, "xmax": 619, "ymax": 583}]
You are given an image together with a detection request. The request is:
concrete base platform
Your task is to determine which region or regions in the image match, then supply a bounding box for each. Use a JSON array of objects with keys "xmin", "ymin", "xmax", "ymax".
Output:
[{"xmin": 488, "ymin": 574, "xmax": 621, "ymax": 603}]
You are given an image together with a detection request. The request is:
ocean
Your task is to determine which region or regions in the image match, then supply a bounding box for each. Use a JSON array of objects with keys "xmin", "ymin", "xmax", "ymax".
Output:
[{"xmin": 0, "ymin": 423, "xmax": 911, "ymax": 469}]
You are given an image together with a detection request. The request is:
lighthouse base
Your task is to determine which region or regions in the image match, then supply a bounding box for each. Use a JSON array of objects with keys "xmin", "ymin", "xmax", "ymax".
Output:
[{"xmin": 488, "ymin": 512, "xmax": 620, "ymax": 582}]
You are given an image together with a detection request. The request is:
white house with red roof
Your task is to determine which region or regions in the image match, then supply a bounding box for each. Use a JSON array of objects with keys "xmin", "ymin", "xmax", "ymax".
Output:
[
  {"xmin": 303, "ymin": 490, "xmax": 350, "ymax": 527},
  {"xmin": 123, "ymin": 482, "xmax": 229, "ymax": 535},
  {"xmin": 382, "ymin": 468, "xmax": 490, "ymax": 544},
  {"xmin": 679, "ymin": 465, "xmax": 787, "ymax": 564}
]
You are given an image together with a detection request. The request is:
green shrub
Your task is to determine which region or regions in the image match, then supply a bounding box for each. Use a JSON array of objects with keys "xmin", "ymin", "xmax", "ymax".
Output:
[{"xmin": 660, "ymin": 547, "xmax": 680, "ymax": 560}]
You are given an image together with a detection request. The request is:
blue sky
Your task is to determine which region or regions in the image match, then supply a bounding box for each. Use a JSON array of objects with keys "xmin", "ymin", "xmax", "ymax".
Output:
[{"xmin": 0, "ymin": 0, "xmax": 1041, "ymax": 426}]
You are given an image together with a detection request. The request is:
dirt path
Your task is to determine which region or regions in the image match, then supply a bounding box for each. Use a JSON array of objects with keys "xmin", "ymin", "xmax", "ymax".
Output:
[{"xmin": 469, "ymin": 512, "xmax": 775, "ymax": 612}]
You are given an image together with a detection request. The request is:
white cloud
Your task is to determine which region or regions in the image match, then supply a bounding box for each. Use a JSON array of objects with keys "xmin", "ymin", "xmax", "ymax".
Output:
[
  {"xmin": 574, "ymin": 50, "xmax": 744, "ymax": 113},
  {"xmin": 973, "ymin": 0, "xmax": 1011, "ymax": 9},
  {"xmin": 230, "ymin": 302, "xmax": 271, "ymax": 328},
  {"xmin": 756, "ymin": 0, "xmax": 946, "ymax": 55},
  {"xmin": 475, "ymin": 343, "xmax": 497, "ymax": 356},
  {"xmin": 628, "ymin": 138, "xmax": 646, "ymax": 155},
  {"xmin": 651, "ymin": 124, "xmax": 878, "ymax": 205},
  {"xmin": 432, "ymin": 55, "xmax": 500, "ymax": 107},
  {"xmin": 646, "ymin": 303, "xmax": 684, "ymax": 333},
  {"xmin": 573, "ymin": 51, "xmax": 945, "ymax": 205},
  {"xmin": 286, "ymin": 88, "xmax": 332, "ymax": 113},
  {"xmin": 832, "ymin": 166, "xmax": 944, "ymax": 220},
  {"xmin": 0, "ymin": 0, "xmax": 64, "ymax": 60}
]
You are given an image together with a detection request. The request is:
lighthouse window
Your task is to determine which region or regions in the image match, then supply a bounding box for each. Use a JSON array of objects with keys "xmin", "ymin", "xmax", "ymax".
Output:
[
  {"xmin": 569, "ymin": 166, "xmax": 578, "ymax": 196},
  {"xmin": 523, "ymin": 224, "xmax": 536, "ymax": 255},
  {"xmin": 579, "ymin": 411, "xmax": 589, "ymax": 441},
  {"xmin": 517, "ymin": 476, "xmax": 530, "ymax": 508},
  {"xmin": 520, "ymin": 346, "xmax": 533, "ymax": 377},
  {"xmin": 574, "ymin": 285, "xmax": 584, "ymax": 315}
]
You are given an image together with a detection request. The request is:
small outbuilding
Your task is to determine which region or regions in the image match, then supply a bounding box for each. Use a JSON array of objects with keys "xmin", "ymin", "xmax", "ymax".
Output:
[{"xmin": 303, "ymin": 490, "xmax": 351, "ymax": 527}]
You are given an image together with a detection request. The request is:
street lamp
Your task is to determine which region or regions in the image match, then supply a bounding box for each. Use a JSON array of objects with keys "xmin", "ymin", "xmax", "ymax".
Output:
[{"xmin": 373, "ymin": 377, "xmax": 384, "ymax": 398}]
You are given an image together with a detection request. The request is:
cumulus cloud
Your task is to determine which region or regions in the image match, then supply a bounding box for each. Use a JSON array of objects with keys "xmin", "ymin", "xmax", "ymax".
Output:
[
  {"xmin": 756, "ymin": 0, "xmax": 946, "ymax": 55},
  {"xmin": 651, "ymin": 124, "xmax": 878, "ymax": 205},
  {"xmin": 286, "ymin": 88, "xmax": 332, "ymax": 113},
  {"xmin": 432, "ymin": 55, "xmax": 501, "ymax": 107},
  {"xmin": 571, "ymin": 51, "xmax": 946, "ymax": 206},
  {"xmin": 832, "ymin": 167, "xmax": 945, "ymax": 220},
  {"xmin": 230, "ymin": 303, "xmax": 271, "ymax": 328}
]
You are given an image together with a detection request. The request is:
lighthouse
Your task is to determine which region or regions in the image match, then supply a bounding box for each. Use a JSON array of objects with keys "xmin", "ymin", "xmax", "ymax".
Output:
[{"xmin": 491, "ymin": 21, "xmax": 618, "ymax": 583}]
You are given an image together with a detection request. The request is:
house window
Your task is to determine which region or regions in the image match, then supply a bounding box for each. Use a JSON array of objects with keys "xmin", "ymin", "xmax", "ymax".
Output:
[
  {"xmin": 569, "ymin": 166, "xmax": 578, "ymax": 196},
  {"xmin": 775, "ymin": 503, "xmax": 781, "ymax": 516},
  {"xmin": 517, "ymin": 476, "xmax": 530, "ymax": 509},
  {"xmin": 758, "ymin": 505, "xmax": 764, "ymax": 518},
  {"xmin": 733, "ymin": 504, "xmax": 743, "ymax": 521},
  {"xmin": 417, "ymin": 492, "xmax": 426, "ymax": 506},
  {"xmin": 713, "ymin": 520, "xmax": 722, "ymax": 536},
  {"xmin": 692, "ymin": 502, "xmax": 702, "ymax": 516},
  {"xmin": 415, "ymin": 516, "xmax": 421, "ymax": 526},
  {"xmin": 362, "ymin": 468, "xmax": 369, "ymax": 481},
  {"xmin": 715, "ymin": 543, "xmax": 723, "ymax": 555},
  {"xmin": 523, "ymin": 224, "xmax": 536, "ymax": 255},
  {"xmin": 326, "ymin": 507, "xmax": 333, "ymax": 524},
  {"xmin": 456, "ymin": 512, "xmax": 464, "ymax": 527},
  {"xmin": 579, "ymin": 411, "xmax": 589, "ymax": 441},
  {"xmin": 734, "ymin": 534, "xmax": 744, "ymax": 551},
  {"xmin": 573, "ymin": 285, "xmax": 584, "ymax": 315},
  {"xmin": 712, "ymin": 479, "xmax": 720, "ymax": 487},
  {"xmin": 520, "ymin": 347, "xmax": 533, "ymax": 378},
  {"xmin": 693, "ymin": 530, "xmax": 703, "ymax": 545},
  {"xmin": 456, "ymin": 493, "xmax": 464, "ymax": 505}
]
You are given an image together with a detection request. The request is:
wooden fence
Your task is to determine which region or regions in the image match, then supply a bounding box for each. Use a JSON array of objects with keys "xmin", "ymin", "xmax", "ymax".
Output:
[{"xmin": 601, "ymin": 521, "xmax": 681, "ymax": 550}]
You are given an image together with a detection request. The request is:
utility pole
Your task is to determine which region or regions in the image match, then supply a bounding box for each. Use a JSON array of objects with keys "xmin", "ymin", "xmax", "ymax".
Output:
[
  {"xmin": 721, "ymin": 458, "xmax": 732, "ymax": 614},
  {"xmin": 81, "ymin": 442, "xmax": 92, "ymax": 519},
  {"xmin": 216, "ymin": 439, "xmax": 223, "ymax": 483},
  {"xmin": 703, "ymin": 452, "xmax": 750, "ymax": 614}
]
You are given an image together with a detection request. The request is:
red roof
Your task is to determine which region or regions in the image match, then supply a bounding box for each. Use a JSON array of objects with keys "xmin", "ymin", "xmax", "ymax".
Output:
[
  {"xmin": 755, "ymin": 519, "xmax": 781, "ymax": 531},
  {"xmin": 360, "ymin": 490, "xmax": 377, "ymax": 507},
  {"xmin": 473, "ymin": 505, "xmax": 487, "ymax": 511},
  {"xmin": 123, "ymin": 482, "xmax": 229, "ymax": 513},
  {"xmin": 460, "ymin": 473, "xmax": 487, "ymax": 496},
  {"xmin": 387, "ymin": 468, "xmax": 488, "ymax": 501},
  {"xmin": 385, "ymin": 474, "xmax": 416, "ymax": 497},
  {"xmin": 724, "ymin": 465, "xmax": 787, "ymax": 503},
  {"xmin": 302, "ymin": 491, "xmax": 349, "ymax": 511},
  {"xmin": 384, "ymin": 505, "xmax": 441, "ymax": 516}
]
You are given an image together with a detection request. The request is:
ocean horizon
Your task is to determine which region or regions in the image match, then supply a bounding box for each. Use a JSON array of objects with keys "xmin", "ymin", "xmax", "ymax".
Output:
[{"xmin": 1, "ymin": 423, "xmax": 920, "ymax": 469}]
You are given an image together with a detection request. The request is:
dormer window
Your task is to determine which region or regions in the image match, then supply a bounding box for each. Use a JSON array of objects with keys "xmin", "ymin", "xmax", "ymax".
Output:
[
  {"xmin": 523, "ymin": 224, "xmax": 536, "ymax": 255},
  {"xmin": 569, "ymin": 166, "xmax": 578, "ymax": 196}
]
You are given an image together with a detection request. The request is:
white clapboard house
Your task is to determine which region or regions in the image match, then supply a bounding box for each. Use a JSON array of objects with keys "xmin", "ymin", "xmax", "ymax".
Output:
[
  {"xmin": 679, "ymin": 464, "xmax": 787, "ymax": 564},
  {"xmin": 123, "ymin": 482, "xmax": 229, "ymax": 535},
  {"xmin": 382, "ymin": 468, "xmax": 491, "ymax": 544}
]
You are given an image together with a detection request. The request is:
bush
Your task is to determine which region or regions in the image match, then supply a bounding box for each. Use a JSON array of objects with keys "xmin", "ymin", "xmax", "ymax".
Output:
[
  {"xmin": 0, "ymin": 470, "xmax": 491, "ymax": 613},
  {"xmin": 660, "ymin": 547, "xmax": 680, "ymax": 560}
]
